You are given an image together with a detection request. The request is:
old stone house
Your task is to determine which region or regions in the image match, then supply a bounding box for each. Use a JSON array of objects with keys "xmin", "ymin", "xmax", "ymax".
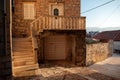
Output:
[{"xmin": 0, "ymin": 0, "xmax": 86, "ymax": 77}]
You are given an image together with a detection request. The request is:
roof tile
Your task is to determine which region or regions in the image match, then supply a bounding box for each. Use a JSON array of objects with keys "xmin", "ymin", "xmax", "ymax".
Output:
[{"xmin": 93, "ymin": 30, "xmax": 120, "ymax": 41}]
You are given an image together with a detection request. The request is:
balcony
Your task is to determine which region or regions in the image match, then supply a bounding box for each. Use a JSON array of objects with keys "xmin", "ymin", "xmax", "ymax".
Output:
[{"xmin": 30, "ymin": 16, "xmax": 86, "ymax": 34}]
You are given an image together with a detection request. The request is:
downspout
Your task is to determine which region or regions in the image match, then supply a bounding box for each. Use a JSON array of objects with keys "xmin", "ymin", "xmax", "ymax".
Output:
[{"xmin": 10, "ymin": 0, "xmax": 13, "ymax": 75}]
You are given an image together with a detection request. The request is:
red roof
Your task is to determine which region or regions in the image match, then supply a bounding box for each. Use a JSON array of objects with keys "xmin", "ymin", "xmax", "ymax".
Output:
[{"xmin": 93, "ymin": 30, "xmax": 120, "ymax": 41}]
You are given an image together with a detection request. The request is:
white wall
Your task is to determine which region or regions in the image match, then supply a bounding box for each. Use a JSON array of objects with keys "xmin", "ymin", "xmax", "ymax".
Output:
[{"xmin": 113, "ymin": 41, "xmax": 120, "ymax": 50}]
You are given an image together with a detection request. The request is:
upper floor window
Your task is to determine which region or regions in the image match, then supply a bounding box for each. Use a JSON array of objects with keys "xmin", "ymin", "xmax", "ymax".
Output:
[
  {"xmin": 54, "ymin": 8, "xmax": 59, "ymax": 16},
  {"xmin": 49, "ymin": 3, "xmax": 64, "ymax": 16},
  {"xmin": 23, "ymin": 3, "xmax": 35, "ymax": 20}
]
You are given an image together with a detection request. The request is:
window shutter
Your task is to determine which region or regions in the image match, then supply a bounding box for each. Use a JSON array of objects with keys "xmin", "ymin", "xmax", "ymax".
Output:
[
  {"xmin": 30, "ymin": 4, "xmax": 35, "ymax": 19},
  {"xmin": 23, "ymin": 3, "xmax": 35, "ymax": 19}
]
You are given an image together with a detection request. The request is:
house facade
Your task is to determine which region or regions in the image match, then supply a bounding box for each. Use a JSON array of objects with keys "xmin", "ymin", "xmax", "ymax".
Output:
[{"xmin": 12, "ymin": 0, "xmax": 86, "ymax": 77}]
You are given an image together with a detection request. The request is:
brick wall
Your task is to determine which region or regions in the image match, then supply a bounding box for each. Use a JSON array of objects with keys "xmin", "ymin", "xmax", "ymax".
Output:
[
  {"xmin": 86, "ymin": 42, "xmax": 113, "ymax": 66},
  {"xmin": 13, "ymin": 0, "xmax": 81, "ymax": 37}
]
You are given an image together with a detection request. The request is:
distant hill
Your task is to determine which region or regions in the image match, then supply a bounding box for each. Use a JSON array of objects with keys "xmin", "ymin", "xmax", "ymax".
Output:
[{"xmin": 87, "ymin": 27, "xmax": 120, "ymax": 32}]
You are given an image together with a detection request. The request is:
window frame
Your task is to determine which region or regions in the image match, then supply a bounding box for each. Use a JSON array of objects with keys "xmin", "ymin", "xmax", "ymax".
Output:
[
  {"xmin": 23, "ymin": 2, "xmax": 36, "ymax": 20},
  {"xmin": 49, "ymin": 3, "xmax": 64, "ymax": 16},
  {"xmin": 54, "ymin": 8, "xmax": 59, "ymax": 16}
]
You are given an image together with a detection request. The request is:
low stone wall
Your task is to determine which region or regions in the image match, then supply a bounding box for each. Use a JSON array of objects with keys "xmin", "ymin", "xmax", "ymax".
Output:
[{"xmin": 86, "ymin": 42, "xmax": 113, "ymax": 66}]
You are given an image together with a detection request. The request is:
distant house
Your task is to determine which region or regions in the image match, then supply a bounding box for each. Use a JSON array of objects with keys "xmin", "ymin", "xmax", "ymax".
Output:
[
  {"xmin": 87, "ymin": 31, "xmax": 99, "ymax": 38},
  {"xmin": 93, "ymin": 30, "xmax": 120, "ymax": 53}
]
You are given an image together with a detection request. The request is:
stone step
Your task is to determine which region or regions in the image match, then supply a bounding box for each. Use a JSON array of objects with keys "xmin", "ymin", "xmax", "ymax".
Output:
[
  {"xmin": 13, "ymin": 51, "xmax": 33, "ymax": 56},
  {"xmin": 13, "ymin": 42, "xmax": 32, "ymax": 45},
  {"xmin": 12, "ymin": 38, "xmax": 39, "ymax": 77},
  {"xmin": 13, "ymin": 38, "xmax": 32, "ymax": 41},
  {"xmin": 13, "ymin": 63, "xmax": 39, "ymax": 72},
  {"xmin": 13, "ymin": 46, "xmax": 32, "ymax": 49},
  {"xmin": 13, "ymin": 48, "xmax": 33, "ymax": 52},
  {"xmin": 13, "ymin": 40, "xmax": 32, "ymax": 42},
  {"xmin": 13, "ymin": 39, "xmax": 32, "ymax": 41},
  {"xmin": 13, "ymin": 56, "xmax": 35, "ymax": 62},
  {"xmin": 13, "ymin": 45, "xmax": 32, "ymax": 49},
  {"xmin": 13, "ymin": 44, "xmax": 32, "ymax": 48},
  {"xmin": 13, "ymin": 69, "xmax": 37, "ymax": 77},
  {"xmin": 13, "ymin": 53, "xmax": 34, "ymax": 58},
  {"xmin": 13, "ymin": 60, "xmax": 35, "ymax": 67},
  {"xmin": 13, "ymin": 46, "xmax": 33, "ymax": 50}
]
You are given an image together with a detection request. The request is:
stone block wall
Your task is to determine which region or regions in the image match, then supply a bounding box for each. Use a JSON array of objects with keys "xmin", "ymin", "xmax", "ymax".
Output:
[
  {"xmin": 86, "ymin": 42, "xmax": 113, "ymax": 66},
  {"xmin": 75, "ymin": 30, "xmax": 86, "ymax": 66},
  {"xmin": 13, "ymin": 0, "xmax": 81, "ymax": 37},
  {"xmin": 37, "ymin": 30, "xmax": 86, "ymax": 66}
]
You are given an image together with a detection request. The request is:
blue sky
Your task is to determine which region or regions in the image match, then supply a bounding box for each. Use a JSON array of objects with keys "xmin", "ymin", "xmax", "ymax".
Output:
[{"xmin": 81, "ymin": 0, "xmax": 120, "ymax": 28}]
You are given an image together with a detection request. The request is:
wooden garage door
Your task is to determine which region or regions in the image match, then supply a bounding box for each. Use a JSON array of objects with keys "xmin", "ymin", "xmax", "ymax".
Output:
[{"xmin": 44, "ymin": 35, "xmax": 66, "ymax": 60}]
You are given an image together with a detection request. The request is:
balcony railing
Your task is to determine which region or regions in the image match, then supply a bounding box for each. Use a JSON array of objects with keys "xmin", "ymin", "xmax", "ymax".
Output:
[{"xmin": 30, "ymin": 16, "xmax": 85, "ymax": 34}]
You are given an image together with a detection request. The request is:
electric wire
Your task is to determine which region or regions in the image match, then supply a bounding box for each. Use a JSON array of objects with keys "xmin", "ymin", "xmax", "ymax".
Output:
[
  {"xmin": 81, "ymin": 0, "xmax": 116, "ymax": 14},
  {"xmin": 98, "ymin": 3, "xmax": 120, "ymax": 27}
]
